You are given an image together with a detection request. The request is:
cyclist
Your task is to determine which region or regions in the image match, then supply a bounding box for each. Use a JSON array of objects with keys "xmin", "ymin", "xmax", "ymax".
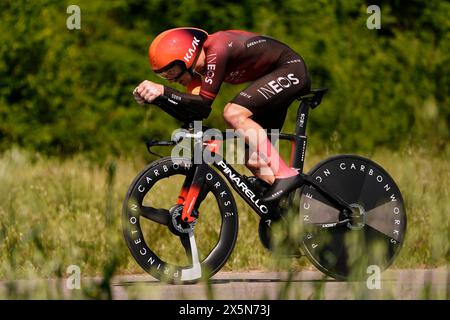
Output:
[{"xmin": 133, "ymin": 27, "xmax": 311, "ymax": 201}]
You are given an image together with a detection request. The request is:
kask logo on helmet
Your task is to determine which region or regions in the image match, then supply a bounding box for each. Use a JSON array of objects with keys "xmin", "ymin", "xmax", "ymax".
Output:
[
  {"xmin": 183, "ymin": 37, "xmax": 201, "ymax": 64},
  {"xmin": 148, "ymin": 27, "xmax": 207, "ymax": 72}
]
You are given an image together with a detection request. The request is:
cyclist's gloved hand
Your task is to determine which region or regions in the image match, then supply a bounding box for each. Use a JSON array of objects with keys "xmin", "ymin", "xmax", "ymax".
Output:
[
  {"xmin": 133, "ymin": 80, "xmax": 164, "ymax": 105},
  {"xmin": 133, "ymin": 91, "xmax": 146, "ymax": 105}
]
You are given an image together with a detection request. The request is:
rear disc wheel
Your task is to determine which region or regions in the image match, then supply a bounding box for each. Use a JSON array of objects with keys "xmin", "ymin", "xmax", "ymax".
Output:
[{"xmin": 299, "ymin": 155, "xmax": 407, "ymax": 280}]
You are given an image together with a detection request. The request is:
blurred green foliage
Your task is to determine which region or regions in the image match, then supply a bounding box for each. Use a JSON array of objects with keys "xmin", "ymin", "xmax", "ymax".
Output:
[{"xmin": 0, "ymin": 0, "xmax": 448, "ymax": 159}]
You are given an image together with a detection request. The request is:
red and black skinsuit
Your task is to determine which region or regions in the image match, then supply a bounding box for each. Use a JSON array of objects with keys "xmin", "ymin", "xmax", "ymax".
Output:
[{"xmin": 162, "ymin": 30, "xmax": 311, "ymax": 130}]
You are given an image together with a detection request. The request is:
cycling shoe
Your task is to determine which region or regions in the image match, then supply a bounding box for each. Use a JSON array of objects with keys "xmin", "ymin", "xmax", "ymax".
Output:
[{"xmin": 261, "ymin": 174, "xmax": 304, "ymax": 202}]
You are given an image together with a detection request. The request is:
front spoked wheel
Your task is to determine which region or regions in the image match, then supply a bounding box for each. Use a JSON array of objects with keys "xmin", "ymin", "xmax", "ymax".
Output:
[
  {"xmin": 299, "ymin": 155, "xmax": 407, "ymax": 280},
  {"xmin": 122, "ymin": 157, "xmax": 238, "ymax": 283}
]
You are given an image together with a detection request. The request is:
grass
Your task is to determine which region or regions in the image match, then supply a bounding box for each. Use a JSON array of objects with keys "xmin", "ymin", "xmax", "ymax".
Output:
[{"xmin": 0, "ymin": 146, "xmax": 448, "ymax": 298}]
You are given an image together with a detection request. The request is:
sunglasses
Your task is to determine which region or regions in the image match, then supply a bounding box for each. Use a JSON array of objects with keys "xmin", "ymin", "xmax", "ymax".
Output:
[{"xmin": 155, "ymin": 61, "xmax": 188, "ymax": 81}]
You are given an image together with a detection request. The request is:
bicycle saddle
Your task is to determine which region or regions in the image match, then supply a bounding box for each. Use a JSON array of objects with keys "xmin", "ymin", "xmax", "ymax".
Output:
[{"xmin": 297, "ymin": 87, "xmax": 328, "ymax": 109}]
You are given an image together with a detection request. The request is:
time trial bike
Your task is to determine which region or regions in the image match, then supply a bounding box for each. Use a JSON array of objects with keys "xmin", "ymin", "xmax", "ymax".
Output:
[{"xmin": 122, "ymin": 88, "xmax": 407, "ymax": 283}]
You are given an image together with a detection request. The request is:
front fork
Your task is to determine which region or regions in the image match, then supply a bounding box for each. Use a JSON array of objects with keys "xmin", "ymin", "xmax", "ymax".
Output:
[{"xmin": 180, "ymin": 163, "xmax": 209, "ymax": 223}]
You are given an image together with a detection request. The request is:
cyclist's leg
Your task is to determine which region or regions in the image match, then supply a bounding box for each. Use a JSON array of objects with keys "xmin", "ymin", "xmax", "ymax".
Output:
[
  {"xmin": 224, "ymin": 64, "xmax": 310, "ymax": 184},
  {"xmin": 244, "ymin": 109, "xmax": 289, "ymax": 183},
  {"xmin": 245, "ymin": 143, "xmax": 272, "ymax": 182},
  {"xmin": 224, "ymin": 104, "xmax": 291, "ymax": 184}
]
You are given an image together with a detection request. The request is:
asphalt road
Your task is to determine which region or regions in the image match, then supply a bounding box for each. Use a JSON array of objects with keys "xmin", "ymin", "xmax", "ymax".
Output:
[
  {"xmin": 0, "ymin": 268, "xmax": 447, "ymax": 299},
  {"xmin": 111, "ymin": 268, "xmax": 448, "ymax": 300}
]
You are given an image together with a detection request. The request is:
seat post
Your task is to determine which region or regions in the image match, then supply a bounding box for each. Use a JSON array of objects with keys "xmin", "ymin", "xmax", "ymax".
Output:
[
  {"xmin": 290, "ymin": 87, "xmax": 327, "ymax": 172},
  {"xmin": 291, "ymin": 100, "xmax": 311, "ymax": 172},
  {"xmin": 295, "ymin": 100, "xmax": 310, "ymax": 137}
]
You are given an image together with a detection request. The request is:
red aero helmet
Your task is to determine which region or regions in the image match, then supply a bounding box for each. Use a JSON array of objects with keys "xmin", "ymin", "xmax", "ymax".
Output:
[{"xmin": 148, "ymin": 27, "xmax": 208, "ymax": 73}]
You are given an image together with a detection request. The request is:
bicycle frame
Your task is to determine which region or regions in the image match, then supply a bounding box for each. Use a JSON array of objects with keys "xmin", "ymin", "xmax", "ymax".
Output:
[
  {"xmin": 125, "ymin": 89, "xmax": 407, "ymax": 282},
  {"xmin": 172, "ymin": 97, "xmax": 354, "ymax": 224}
]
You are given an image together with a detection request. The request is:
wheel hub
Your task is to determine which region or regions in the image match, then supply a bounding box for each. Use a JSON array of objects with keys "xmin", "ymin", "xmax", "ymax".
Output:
[
  {"xmin": 346, "ymin": 203, "xmax": 365, "ymax": 230},
  {"xmin": 169, "ymin": 204, "xmax": 198, "ymax": 234}
]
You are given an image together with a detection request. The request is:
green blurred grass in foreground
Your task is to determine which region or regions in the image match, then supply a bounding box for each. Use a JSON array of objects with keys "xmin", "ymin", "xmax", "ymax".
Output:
[{"xmin": 0, "ymin": 147, "xmax": 448, "ymax": 284}]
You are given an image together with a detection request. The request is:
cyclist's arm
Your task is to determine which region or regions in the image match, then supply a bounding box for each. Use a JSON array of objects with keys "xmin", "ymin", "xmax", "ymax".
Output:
[
  {"xmin": 198, "ymin": 42, "xmax": 229, "ymax": 101},
  {"xmin": 160, "ymin": 86, "xmax": 212, "ymax": 119},
  {"xmin": 153, "ymin": 42, "xmax": 230, "ymax": 121},
  {"xmin": 160, "ymin": 40, "xmax": 230, "ymax": 110}
]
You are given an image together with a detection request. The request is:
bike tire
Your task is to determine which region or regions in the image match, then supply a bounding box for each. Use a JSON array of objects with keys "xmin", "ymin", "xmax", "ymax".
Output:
[
  {"xmin": 299, "ymin": 154, "xmax": 407, "ymax": 281},
  {"xmin": 122, "ymin": 157, "xmax": 239, "ymax": 283}
]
